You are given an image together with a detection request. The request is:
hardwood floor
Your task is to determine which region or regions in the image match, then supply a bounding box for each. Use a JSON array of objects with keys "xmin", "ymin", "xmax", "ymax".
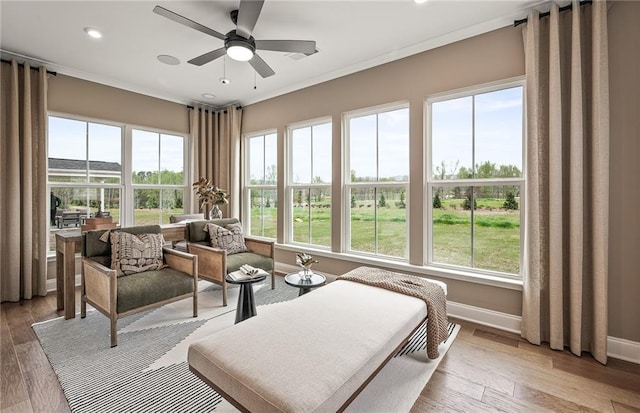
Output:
[{"xmin": 2, "ymin": 290, "xmax": 639, "ymax": 413}]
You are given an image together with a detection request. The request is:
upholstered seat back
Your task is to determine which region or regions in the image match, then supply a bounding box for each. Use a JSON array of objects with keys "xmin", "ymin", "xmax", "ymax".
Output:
[
  {"xmin": 82, "ymin": 225, "xmax": 162, "ymax": 260},
  {"xmin": 185, "ymin": 219, "xmax": 239, "ymax": 245}
]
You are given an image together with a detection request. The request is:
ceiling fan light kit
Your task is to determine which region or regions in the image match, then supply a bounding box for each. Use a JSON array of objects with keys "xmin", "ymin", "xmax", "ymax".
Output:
[{"xmin": 153, "ymin": 0, "xmax": 316, "ymax": 78}]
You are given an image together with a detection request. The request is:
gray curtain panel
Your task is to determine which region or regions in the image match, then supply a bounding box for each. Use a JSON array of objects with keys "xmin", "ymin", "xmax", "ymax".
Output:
[
  {"xmin": 190, "ymin": 106, "xmax": 243, "ymax": 219},
  {"xmin": 521, "ymin": 1, "xmax": 609, "ymax": 364},
  {"xmin": 0, "ymin": 60, "xmax": 49, "ymax": 301}
]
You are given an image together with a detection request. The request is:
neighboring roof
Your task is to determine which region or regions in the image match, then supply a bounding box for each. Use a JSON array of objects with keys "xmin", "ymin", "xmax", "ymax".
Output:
[{"xmin": 48, "ymin": 158, "xmax": 121, "ymax": 172}]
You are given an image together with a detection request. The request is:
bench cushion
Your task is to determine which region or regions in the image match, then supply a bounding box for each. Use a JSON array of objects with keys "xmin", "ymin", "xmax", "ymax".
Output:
[
  {"xmin": 117, "ymin": 268, "xmax": 194, "ymax": 313},
  {"xmin": 188, "ymin": 280, "xmax": 428, "ymax": 413}
]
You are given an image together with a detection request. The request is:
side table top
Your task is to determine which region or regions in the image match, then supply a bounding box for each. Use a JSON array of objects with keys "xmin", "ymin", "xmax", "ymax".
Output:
[
  {"xmin": 284, "ymin": 272, "xmax": 326, "ymax": 288},
  {"xmin": 225, "ymin": 274, "xmax": 267, "ymax": 285}
]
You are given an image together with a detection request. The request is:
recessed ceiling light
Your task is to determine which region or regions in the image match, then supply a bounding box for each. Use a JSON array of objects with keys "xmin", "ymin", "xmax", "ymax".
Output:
[
  {"xmin": 84, "ymin": 27, "xmax": 102, "ymax": 39},
  {"xmin": 157, "ymin": 54, "xmax": 180, "ymax": 65},
  {"xmin": 414, "ymin": 0, "xmax": 428, "ymax": 3},
  {"xmin": 202, "ymin": 93, "xmax": 216, "ymax": 99}
]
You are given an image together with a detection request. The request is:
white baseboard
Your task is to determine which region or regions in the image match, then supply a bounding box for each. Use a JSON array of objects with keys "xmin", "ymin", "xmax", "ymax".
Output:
[
  {"xmin": 447, "ymin": 300, "xmax": 523, "ymax": 334},
  {"xmin": 607, "ymin": 336, "xmax": 640, "ymax": 364},
  {"xmin": 51, "ymin": 263, "xmax": 640, "ymax": 365},
  {"xmin": 46, "ymin": 274, "xmax": 82, "ymax": 292}
]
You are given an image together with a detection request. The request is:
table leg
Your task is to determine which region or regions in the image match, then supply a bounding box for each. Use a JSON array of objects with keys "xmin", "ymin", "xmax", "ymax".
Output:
[
  {"xmin": 235, "ymin": 283, "xmax": 257, "ymax": 324},
  {"xmin": 299, "ymin": 287, "xmax": 312, "ymax": 296},
  {"xmin": 63, "ymin": 241, "xmax": 76, "ymax": 319},
  {"xmin": 56, "ymin": 250, "xmax": 64, "ymax": 310}
]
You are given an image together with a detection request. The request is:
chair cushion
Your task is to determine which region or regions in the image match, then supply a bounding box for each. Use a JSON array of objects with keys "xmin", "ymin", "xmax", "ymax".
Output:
[
  {"xmin": 117, "ymin": 268, "xmax": 194, "ymax": 313},
  {"xmin": 226, "ymin": 252, "xmax": 273, "ymax": 273},
  {"xmin": 186, "ymin": 219, "xmax": 239, "ymax": 243},
  {"xmin": 204, "ymin": 222, "xmax": 247, "ymax": 255},
  {"xmin": 109, "ymin": 232, "xmax": 166, "ymax": 276}
]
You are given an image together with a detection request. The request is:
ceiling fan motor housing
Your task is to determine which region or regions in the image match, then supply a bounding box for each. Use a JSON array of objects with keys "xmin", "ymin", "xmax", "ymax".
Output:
[{"xmin": 225, "ymin": 31, "xmax": 256, "ymax": 54}]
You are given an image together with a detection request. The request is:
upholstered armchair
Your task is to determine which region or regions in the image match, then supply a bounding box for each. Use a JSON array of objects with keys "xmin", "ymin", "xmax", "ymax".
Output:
[
  {"xmin": 81, "ymin": 225, "xmax": 198, "ymax": 347},
  {"xmin": 185, "ymin": 219, "xmax": 274, "ymax": 307}
]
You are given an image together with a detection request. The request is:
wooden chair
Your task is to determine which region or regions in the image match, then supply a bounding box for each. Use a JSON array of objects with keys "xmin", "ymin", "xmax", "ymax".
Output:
[
  {"xmin": 81, "ymin": 225, "xmax": 198, "ymax": 347},
  {"xmin": 185, "ymin": 219, "xmax": 274, "ymax": 307}
]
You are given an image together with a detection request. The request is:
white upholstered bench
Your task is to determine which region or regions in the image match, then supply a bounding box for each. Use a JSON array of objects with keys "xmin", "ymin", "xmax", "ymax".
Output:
[{"xmin": 188, "ymin": 277, "xmax": 447, "ymax": 413}]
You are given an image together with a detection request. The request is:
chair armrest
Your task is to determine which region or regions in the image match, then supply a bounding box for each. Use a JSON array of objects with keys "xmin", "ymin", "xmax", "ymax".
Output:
[
  {"xmin": 187, "ymin": 243, "xmax": 227, "ymax": 282},
  {"xmin": 244, "ymin": 237, "xmax": 274, "ymax": 258},
  {"xmin": 163, "ymin": 247, "xmax": 198, "ymax": 279},
  {"xmin": 82, "ymin": 257, "xmax": 117, "ymax": 313}
]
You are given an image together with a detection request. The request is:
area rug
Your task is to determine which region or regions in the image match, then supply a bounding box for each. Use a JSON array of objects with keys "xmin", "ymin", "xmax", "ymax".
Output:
[{"xmin": 33, "ymin": 277, "xmax": 459, "ymax": 413}]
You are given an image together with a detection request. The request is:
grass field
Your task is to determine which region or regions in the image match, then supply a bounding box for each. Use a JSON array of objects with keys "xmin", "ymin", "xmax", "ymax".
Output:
[
  {"xmin": 48, "ymin": 200, "xmax": 520, "ymax": 275},
  {"xmin": 250, "ymin": 197, "xmax": 520, "ymax": 274}
]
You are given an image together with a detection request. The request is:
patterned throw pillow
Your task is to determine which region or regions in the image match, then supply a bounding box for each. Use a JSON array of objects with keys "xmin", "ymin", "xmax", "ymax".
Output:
[
  {"xmin": 204, "ymin": 222, "xmax": 248, "ymax": 255},
  {"xmin": 109, "ymin": 232, "xmax": 166, "ymax": 276}
]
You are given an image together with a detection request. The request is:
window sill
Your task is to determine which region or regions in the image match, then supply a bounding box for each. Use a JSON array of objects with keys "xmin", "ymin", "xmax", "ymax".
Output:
[{"xmin": 275, "ymin": 243, "xmax": 523, "ymax": 291}]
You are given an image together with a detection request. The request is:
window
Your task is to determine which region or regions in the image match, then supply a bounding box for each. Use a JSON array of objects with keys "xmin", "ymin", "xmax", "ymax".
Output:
[
  {"xmin": 131, "ymin": 129, "xmax": 185, "ymax": 225},
  {"xmin": 48, "ymin": 116, "xmax": 122, "ymax": 252},
  {"xmin": 244, "ymin": 132, "xmax": 277, "ymax": 238},
  {"xmin": 287, "ymin": 121, "xmax": 332, "ymax": 247},
  {"xmin": 47, "ymin": 115, "xmax": 188, "ymax": 254},
  {"xmin": 345, "ymin": 104, "xmax": 409, "ymax": 259},
  {"xmin": 427, "ymin": 82, "xmax": 524, "ymax": 276}
]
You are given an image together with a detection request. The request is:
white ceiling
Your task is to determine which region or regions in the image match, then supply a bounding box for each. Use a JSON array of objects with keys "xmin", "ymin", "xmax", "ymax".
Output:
[{"xmin": 1, "ymin": 0, "xmax": 542, "ymax": 109}]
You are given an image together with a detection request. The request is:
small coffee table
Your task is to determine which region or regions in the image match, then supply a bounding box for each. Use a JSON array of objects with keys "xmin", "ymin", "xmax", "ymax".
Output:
[
  {"xmin": 284, "ymin": 271, "xmax": 326, "ymax": 296},
  {"xmin": 225, "ymin": 274, "xmax": 267, "ymax": 323}
]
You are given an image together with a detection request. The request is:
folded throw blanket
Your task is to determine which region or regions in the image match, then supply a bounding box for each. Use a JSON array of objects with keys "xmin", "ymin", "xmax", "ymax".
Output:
[{"xmin": 339, "ymin": 266, "xmax": 448, "ymax": 359}]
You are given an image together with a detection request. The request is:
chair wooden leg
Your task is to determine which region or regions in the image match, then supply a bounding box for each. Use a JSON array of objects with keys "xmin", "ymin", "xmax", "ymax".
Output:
[
  {"xmin": 193, "ymin": 292, "xmax": 198, "ymax": 317},
  {"xmin": 110, "ymin": 316, "xmax": 118, "ymax": 347},
  {"xmin": 80, "ymin": 296, "xmax": 86, "ymax": 318},
  {"xmin": 222, "ymin": 281, "xmax": 228, "ymax": 307}
]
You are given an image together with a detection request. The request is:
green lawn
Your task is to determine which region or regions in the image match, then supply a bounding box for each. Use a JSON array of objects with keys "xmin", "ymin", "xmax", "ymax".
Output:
[{"xmin": 250, "ymin": 198, "xmax": 521, "ymax": 274}]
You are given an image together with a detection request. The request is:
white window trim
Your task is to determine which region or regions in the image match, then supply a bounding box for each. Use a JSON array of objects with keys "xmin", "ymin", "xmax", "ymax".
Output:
[
  {"xmin": 242, "ymin": 130, "xmax": 278, "ymax": 239},
  {"xmin": 285, "ymin": 118, "xmax": 332, "ymax": 249},
  {"xmin": 424, "ymin": 77, "xmax": 526, "ymax": 280},
  {"xmin": 343, "ymin": 101, "xmax": 410, "ymax": 260}
]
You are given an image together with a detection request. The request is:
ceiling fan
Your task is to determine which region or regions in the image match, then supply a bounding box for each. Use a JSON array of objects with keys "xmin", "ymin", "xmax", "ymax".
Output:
[{"xmin": 153, "ymin": 0, "xmax": 317, "ymax": 78}]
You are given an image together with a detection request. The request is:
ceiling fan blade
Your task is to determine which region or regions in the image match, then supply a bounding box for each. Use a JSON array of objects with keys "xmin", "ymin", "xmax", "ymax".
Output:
[
  {"xmin": 255, "ymin": 40, "xmax": 317, "ymax": 55},
  {"xmin": 153, "ymin": 5, "xmax": 225, "ymax": 41},
  {"xmin": 236, "ymin": 0, "xmax": 264, "ymax": 39},
  {"xmin": 249, "ymin": 54, "xmax": 275, "ymax": 78},
  {"xmin": 188, "ymin": 48, "xmax": 227, "ymax": 66}
]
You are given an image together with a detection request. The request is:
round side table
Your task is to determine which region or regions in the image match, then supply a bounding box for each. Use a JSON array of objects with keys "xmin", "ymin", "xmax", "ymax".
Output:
[
  {"xmin": 284, "ymin": 271, "xmax": 326, "ymax": 296},
  {"xmin": 225, "ymin": 274, "xmax": 266, "ymax": 323}
]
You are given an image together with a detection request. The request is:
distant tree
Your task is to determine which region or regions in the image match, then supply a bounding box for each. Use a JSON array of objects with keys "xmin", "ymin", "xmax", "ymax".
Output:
[
  {"xmin": 433, "ymin": 193, "xmax": 442, "ymax": 209},
  {"xmin": 296, "ymin": 190, "xmax": 303, "ymax": 206},
  {"xmin": 503, "ymin": 192, "xmax": 519, "ymax": 210},
  {"xmin": 351, "ymin": 194, "xmax": 356, "ymax": 208},
  {"xmin": 378, "ymin": 193, "xmax": 387, "ymax": 208},
  {"xmin": 396, "ymin": 189, "xmax": 406, "ymax": 209},
  {"xmin": 462, "ymin": 192, "xmax": 476, "ymax": 210}
]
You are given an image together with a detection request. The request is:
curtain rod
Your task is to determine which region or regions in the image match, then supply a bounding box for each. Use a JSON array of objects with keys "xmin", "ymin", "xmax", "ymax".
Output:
[
  {"xmin": 186, "ymin": 105, "xmax": 242, "ymax": 112},
  {"xmin": 514, "ymin": 0, "xmax": 592, "ymax": 27},
  {"xmin": 0, "ymin": 58, "xmax": 57, "ymax": 76}
]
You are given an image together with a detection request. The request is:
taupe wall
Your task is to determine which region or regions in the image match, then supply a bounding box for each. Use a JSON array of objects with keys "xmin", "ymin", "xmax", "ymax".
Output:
[
  {"xmin": 46, "ymin": 75, "xmax": 190, "ymax": 281},
  {"xmin": 608, "ymin": 1, "xmax": 640, "ymax": 342},
  {"xmin": 243, "ymin": 25, "xmax": 526, "ymax": 316},
  {"xmin": 244, "ymin": 2, "xmax": 640, "ymax": 342},
  {"xmin": 48, "ymin": 75, "xmax": 189, "ymax": 133}
]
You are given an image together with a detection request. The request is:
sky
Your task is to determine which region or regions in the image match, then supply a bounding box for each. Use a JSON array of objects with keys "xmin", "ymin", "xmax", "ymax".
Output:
[
  {"xmin": 50, "ymin": 85, "xmax": 523, "ymax": 184},
  {"xmin": 48, "ymin": 116, "xmax": 184, "ymax": 175}
]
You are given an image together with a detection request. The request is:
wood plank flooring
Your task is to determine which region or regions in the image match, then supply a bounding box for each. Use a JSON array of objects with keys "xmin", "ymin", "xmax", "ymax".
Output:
[{"xmin": 2, "ymin": 289, "xmax": 639, "ymax": 413}]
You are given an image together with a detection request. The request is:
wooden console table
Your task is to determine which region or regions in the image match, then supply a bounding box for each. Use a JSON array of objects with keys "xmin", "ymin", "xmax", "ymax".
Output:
[{"xmin": 55, "ymin": 223, "xmax": 187, "ymax": 319}]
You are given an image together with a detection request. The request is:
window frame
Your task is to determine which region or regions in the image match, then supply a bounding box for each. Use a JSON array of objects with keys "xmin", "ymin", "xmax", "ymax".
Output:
[
  {"xmin": 285, "ymin": 117, "xmax": 332, "ymax": 249},
  {"xmin": 46, "ymin": 112, "xmax": 190, "ymax": 255},
  {"xmin": 425, "ymin": 78, "xmax": 526, "ymax": 279},
  {"xmin": 343, "ymin": 101, "xmax": 410, "ymax": 260},
  {"xmin": 242, "ymin": 130, "xmax": 278, "ymax": 239}
]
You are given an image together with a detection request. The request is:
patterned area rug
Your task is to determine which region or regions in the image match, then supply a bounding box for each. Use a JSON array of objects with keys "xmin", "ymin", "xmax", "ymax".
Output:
[{"xmin": 33, "ymin": 277, "xmax": 459, "ymax": 413}]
